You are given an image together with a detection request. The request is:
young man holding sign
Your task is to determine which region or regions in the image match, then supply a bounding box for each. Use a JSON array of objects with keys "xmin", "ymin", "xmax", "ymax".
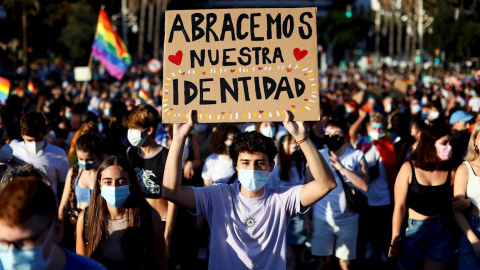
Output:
[{"xmin": 163, "ymin": 110, "xmax": 336, "ymax": 269}]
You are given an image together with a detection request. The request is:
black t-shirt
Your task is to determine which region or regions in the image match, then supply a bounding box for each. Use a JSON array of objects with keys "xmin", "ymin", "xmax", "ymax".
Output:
[{"xmin": 127, "ymin": 146, "xmax": 169, "ymax": 198}]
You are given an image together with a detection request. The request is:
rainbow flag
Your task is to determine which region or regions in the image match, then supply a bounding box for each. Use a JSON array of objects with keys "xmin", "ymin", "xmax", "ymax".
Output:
[
  {"xmin": 0, "ymin": 77, "xmax": 10, "ymax": 104},
  {"xmin": 27, "ymin": 80, "xmax": 37, "ymax": 95},
  {"xmin": 91, "ymin": 7, "xmax": 131, "ymax": 80},
  {"xmin": 139, "ymin": 89, "xmax": 150, "ymax": 102}
]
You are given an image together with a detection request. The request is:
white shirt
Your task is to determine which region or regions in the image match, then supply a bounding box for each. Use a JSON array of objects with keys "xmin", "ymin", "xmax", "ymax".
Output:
[
  {"xmin": 10, "ymin": 141, "xmax": 69, "ymax": 196},
  {"xmin": 202, "ymin": 153, "xmax": 235, "ymax": 185},
  {"xmin": 469, "ymin": 97, "xmax": 480, "ymax": 112},
  {"xmin": 313, "ymin": 147, "xmax": 364, "ymax": 223}
]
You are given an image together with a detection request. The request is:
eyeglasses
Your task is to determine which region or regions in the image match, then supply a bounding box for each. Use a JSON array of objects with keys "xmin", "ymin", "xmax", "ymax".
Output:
[{"xmin": 0, "ymin": 219, "xmax": 54, "ymax": 251}]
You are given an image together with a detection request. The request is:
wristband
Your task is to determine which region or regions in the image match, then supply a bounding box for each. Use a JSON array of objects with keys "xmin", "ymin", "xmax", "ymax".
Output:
[{"xmin": 295, "ymin": 135, "xmax": 309, "ymax": 145}]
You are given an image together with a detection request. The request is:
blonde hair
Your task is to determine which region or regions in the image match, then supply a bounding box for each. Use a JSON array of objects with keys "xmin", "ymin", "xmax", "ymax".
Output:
[
  {"xmin": 369, "ymin": 112, "xmax": 384, "ymax": 125},
  {"xmin": 465, "ymin": 121, "xmax": 480, "ymax": 161}
]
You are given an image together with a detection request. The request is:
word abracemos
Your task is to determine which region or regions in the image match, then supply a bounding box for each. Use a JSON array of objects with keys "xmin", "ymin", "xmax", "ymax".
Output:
[{"xmin": 168, "ymin": 12, "xmax": 314, "ymax": 43}]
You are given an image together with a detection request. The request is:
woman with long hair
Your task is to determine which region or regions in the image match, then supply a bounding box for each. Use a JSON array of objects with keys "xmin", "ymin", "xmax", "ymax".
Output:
[
  {"xmin": 76, "ymin": 155, "xmax": 167, "ymax": 269},
  {"xmin": 454, "ymin": 121, "xmax": 480, "ymax": 269},
  {"xmin": 268, "ymin": 135, "xmax": 306, "ymax": 270},
  {"xmin": 389, "ymin": 124, "xmax": 456, "ymax": 269}
]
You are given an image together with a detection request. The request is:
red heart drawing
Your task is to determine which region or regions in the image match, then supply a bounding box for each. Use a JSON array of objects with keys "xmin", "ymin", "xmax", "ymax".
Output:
[
  {"xmin": 202, "ymin": 71, "xmax": 206, "ymax": 75},
  {"xmin": 304, "ymin": 73, "xmax": 308, "ymax": 76},
  {"xmin": 230, "ymin": 69, "xmax": 235, "ymax": 73},
  {"xmin": 293, "ymin": 48, "xmax": 308, "ymax": 61},
  {"xmin": 181, "ymin": 72, "xmax": 185, "ymax": 75},
  {"xmin": 291, "ymin": 105, "xmax": 296, "ymax": 108},
  {"xmin": 286, "ymin": 68, "xmax": 293, "ymax": 73},
  {"xmin": 259, "ymin": 110, "xmax": 264, "ymax": 113},
  {"xmin": 164, "ymin": 91, "xmax": 169, "ymax": 94},
  {"xmin": 170, "ymin": 108, "xmax": 173, "ymax": 111},
  {"xmin": 168, "ymin": 50, "xmax": 183, "ymax": 66},
  {"xmin": 258, "ymin": 67, "xmax": 263, "ymax": 70},
  {"xmin": 304, "ymin": 99, "xmax": 308, "ymax": 101},
  {"xmin": 221, "ymin": 112, "xmax": 225, "ymax": 115}
]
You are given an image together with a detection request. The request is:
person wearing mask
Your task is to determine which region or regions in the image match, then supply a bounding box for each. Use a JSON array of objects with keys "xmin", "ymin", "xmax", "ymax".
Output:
[
  {"xmin": 162, "ymin": 110, "xmax": 336, "ymax": 270},
  {"xmin": 202, "ymin": 124, "xmax": 240, "ymax": 186},
  {"xmin": 76, "ymin": 156, "xmax": 167, "ymax": 269},
  {"xmin": 58, "ymin": 133, "xmax": 103, "ymax": 250},
  {"xmin": 0, "ymin": 177, "xmax": 106, "ymax": 270},
  {"xmin": 389, "ymin": 124, "xmax": 456, "ymax": 269},
  {"xmin": 10, "ymin": 112, "xmax": 70, "ymax": 198},
  {"xmin": 123, "ymin": 104, "xmax": 176, "ymax": 260},
  {"xmin": 454, "ymin": 122, "xmax": 480, "ymax": 269},
  {"xmin": 268, "ymin": 135, "xmax": 307, "ymax": 270},
  {"xmin": 304, "ymin": 119, "xmax": 369, "ymax": 270},
  {"xmin": 450, "ymin": 110, "xmax": 474, "ymax": 170},
  {"xmin": 351, "ymin": 112, "xmax": 396, "ymax": 266}
]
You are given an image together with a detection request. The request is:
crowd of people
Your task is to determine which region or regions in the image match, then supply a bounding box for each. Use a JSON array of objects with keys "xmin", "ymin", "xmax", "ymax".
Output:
[{"xmin": 2, "ymin": 54, "xmax": 480, "ymax": 270}]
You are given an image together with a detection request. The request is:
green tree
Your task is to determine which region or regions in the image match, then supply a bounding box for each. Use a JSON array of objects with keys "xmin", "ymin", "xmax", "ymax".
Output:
[
  {"xmin": 424, "ymin": 0, "xmax": 480, "ymax": 62},
  {"xmin": 59, "ymin": 2, "xmax": 97, "ymax": 64}
]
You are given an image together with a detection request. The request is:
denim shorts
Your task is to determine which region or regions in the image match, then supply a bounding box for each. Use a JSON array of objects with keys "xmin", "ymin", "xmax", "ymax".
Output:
[
  {"xmin": 398, "ymin": 215, "xmax": 456, "ymax": 270},
  {"xmin": 459, "ymin": 212, "xmax": 480, "ymax": 270}
]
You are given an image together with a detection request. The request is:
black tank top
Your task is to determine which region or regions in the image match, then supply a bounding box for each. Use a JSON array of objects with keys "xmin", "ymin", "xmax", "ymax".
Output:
[{"xmin": 406, "ymin": 161, "xmax": 452, "ymax": 216}]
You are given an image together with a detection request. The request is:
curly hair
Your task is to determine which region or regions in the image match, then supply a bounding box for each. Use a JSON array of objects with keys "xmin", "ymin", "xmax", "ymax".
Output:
[
  {"xmin": 229, "ymin": 131, "xmax": 277, "ymax": 167},
  {"xmin": 208, "ymin": 124, "xmax": 240, "ymax": 154}
]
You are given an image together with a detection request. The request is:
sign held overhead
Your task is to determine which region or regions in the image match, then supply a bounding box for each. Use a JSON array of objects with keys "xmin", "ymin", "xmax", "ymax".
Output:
[{"xmin": 163, "ymin": 8, "xmax": 320, "ymax": 123}]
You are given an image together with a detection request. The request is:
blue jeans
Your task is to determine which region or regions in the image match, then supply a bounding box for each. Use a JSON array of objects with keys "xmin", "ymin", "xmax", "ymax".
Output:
[
  {"xmin": 459, "ymin": 213, "xmax": 480, "ymax": 270},
  {"xmin": 398, "ymin": 215, "xmax": 456, "ymax": 270}
]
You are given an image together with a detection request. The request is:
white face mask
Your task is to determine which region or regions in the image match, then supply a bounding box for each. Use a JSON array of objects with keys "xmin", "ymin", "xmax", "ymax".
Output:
[
  {"xmin": 385, "ymin": 103, "xmax": 392, "ymax": 113},
  {"xmin": 261, "ymin": 126, "xmax": 276, "ymax": 138},
  {"xmin": 369, "ymin": 131, "xmax": 385, "ymax": 141},
  {"xmin": 25, "ymin": 141, "xmax": 45, "ymax": 155},
  {"xmin": 127, "ymin": 128, "xmax": 148, "ymax": 147},
  {"xmin": 429, "ymin": 111, "xmax": 440, "ymax": 120},
  {"xmin": 0, "ymin": 143, "xmax": 13, "ymax": 162}
]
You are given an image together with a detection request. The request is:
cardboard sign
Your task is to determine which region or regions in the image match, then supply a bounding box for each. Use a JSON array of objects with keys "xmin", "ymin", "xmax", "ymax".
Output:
[
  {"xmin": 163, "ymin": 8, "xmax": 320, "ymax": 123},
  {"xmin": 74, "ymin": 67, "xmax": 92, "ymax": 82}
]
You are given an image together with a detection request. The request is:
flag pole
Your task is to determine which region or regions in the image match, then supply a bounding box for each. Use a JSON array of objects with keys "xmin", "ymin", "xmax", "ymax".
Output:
[{"xmin": 81, "ymin": 5, "xmax": 104, "ymax": 101}]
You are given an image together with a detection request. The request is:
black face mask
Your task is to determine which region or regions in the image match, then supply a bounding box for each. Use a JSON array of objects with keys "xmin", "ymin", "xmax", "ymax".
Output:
[{"xmin": 325, "ymin": 134, "xmax": 344, "ymax": 151}]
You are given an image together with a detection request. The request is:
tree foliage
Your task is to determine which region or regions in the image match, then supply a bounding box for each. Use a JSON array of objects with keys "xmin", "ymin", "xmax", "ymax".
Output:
[
  {"xmin": 59, "ymin": 2, "xmax": 97, "ymax": 64},
  {"xmin": 318, "ymin": 11, "xmax": 372, "ymax": 48}
]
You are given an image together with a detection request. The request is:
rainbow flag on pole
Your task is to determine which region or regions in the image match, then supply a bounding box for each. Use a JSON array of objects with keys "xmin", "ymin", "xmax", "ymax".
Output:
[
  {"xmin": 0, "ymin": 77, "xmax": 10, "ymax": 104},
  {"xmin": 27, "ymin": 80, "xmax": 37, "ymax": 95},
  {"xmin": 91, "ymin": 7, "xmax": 131, "ymax": 80}
]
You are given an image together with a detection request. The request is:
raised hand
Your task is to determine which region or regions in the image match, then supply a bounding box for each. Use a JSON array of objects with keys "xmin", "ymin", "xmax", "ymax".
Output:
[
  {"xmin": 283, "ymin": 110, "xmax": 307, "ymax": 141},
  {"xmin": 172, "ymin": 110, "xmax": 195, "ymax": 139}
]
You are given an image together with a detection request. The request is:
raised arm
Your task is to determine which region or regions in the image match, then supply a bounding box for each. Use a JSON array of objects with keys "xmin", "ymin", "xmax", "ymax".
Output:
[
  {"xmin": 330, "ymin": 153, "xmax": 369, "ymax": 191},
  {"xmin": 162, "ymin": 111, "xmax": 196, "ymax": 210},
  {"xmin": 282, "ymin": 111, "xmax": 336, "ymax": 207},
  {"xmin": 349, "ymin": 109, "xmax": 367, "ymax": 146}
]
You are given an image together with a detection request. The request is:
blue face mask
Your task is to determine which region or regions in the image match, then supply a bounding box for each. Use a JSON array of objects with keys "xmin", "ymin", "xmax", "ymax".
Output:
[
  {"xmin": 77, "ymin": 160, "xmax": 97, "ymax": 171},
  {"xmin": 103, "ymin": 109, "xmax": 111, "ymax": 117},
  {"xmin": 101, "ymin": 185, "xmax": 130, "ymax": 208},
  {"xmin": 237, "ymin": 168, "xmax": 269, "ymax": 192},
  {"xmin": 0, "ymin": 222, "xmax": 55, "ymax": 270}
]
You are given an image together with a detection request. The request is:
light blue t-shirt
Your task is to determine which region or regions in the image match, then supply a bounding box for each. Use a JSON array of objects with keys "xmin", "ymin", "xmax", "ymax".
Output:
[{"xmin": 190, "ymin": 183, "xmax": 307, "ymax": 270}]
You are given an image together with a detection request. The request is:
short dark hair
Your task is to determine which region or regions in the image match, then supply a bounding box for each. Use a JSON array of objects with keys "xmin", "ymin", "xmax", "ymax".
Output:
[
  {"xmin": 123, "ymin": 104, "xmax": 160, "ymax": 130},
  {"xmin": 76, "ymin": 133, "xmax": 103, "ymax": 157},
  {"xmin": 324, "ymin": 119, "xmax": 346, "ymax": 135},
  {"xmin": 229, "ymin": 131, "xmax": 277, "ymax": 167},
  {"xmin": 209, "ymin": 124, "xmax": 240, "ymax": 154},
  {"xmin": 409, "ymin": 123, "xmax": 452, "ymax": 171},
  {"xmin": 20, "ymin": 112, "xmax": 47, "ymax": 138}
]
